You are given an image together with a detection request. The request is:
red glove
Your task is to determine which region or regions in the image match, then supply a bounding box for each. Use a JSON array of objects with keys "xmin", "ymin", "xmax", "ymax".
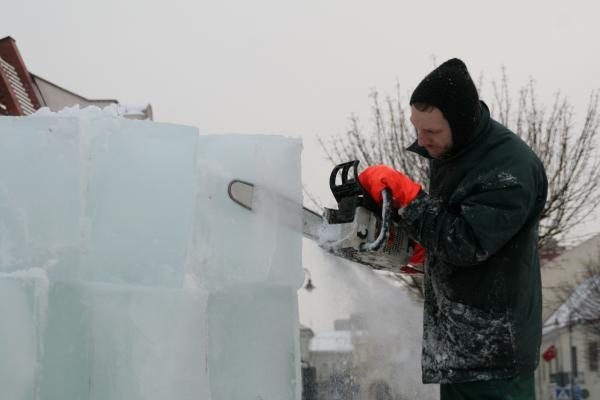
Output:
[
  {"xmin": 399, "ymin": 242, "xmax": 425, "ymax": 275},
  {"xmin": 358, "ymin": 165, "xmax": 422, "ymax": 208}
]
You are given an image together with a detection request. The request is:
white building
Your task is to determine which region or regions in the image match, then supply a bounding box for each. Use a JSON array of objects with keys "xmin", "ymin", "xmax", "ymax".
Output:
[
  {"xmin": 309, "ymin": 330, "xmax": 354, "ymax": 383},
  {"xmin": 537, "ymin": 235, "xmax": 600, "ymax": 399}
]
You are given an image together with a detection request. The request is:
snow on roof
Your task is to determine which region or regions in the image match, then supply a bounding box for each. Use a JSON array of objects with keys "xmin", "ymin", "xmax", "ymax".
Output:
[
  {"xmin": 118, "ymin": 103, "xmax": 149, "ymax": 117},
  {"xmin": 32, "ymin": 104, "xmax": 122, "ymax": 117},
  {"xmin": 31, "ymin": 103, "xmax": 150, "ymax": 119},
  {"xmin": 309, "ymin": 331, "xmax": 353, "ymax": 353},
  {"xmin": 543, "ymin": 275, "xmax": 600, "ymax": 335}
]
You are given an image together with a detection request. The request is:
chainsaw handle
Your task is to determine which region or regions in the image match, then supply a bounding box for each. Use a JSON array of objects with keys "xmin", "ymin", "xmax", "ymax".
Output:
[
  {"xmin": 360, "ymin": 188, "xmax": 392, "ymax": 252},
  {"xmin": 329, "ymin": 160, "xmax": 361, "ymax": 203}
]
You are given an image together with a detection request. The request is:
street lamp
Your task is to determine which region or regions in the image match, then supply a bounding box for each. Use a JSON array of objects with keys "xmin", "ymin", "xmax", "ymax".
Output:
[
  {"xmin": 567, "ymin": 305, "xmax": 581, "ymax": 400},
  {"xmin": 303, "ymin": 268, "xmax": 315, "ymax": 292},
  {"xmin": 568, "ymin": 310, "xmax": 575, "ymax": 400}
]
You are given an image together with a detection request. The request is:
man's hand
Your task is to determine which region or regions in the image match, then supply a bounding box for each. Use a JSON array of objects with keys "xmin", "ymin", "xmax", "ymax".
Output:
[{"xmin": 358, "ymin": 165, "xmax": 421, "ymax": 208}]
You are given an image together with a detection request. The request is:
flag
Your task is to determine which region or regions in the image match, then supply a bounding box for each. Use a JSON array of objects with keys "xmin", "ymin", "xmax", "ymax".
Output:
[{"xmin": 543, "ymin": 344, "xmax": 557, "ymax": 362}]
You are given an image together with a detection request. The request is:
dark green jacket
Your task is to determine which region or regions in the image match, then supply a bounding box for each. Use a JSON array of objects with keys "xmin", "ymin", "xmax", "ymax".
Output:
[{"xmin": 401, "ymin": 102, "xmax": 548, "ymax": 383}]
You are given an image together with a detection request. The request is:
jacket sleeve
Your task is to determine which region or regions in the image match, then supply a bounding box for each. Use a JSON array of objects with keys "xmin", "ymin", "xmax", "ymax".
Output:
[{"xmin": 399, "ymin": 166, "xmax": 546, "ymax": 266}]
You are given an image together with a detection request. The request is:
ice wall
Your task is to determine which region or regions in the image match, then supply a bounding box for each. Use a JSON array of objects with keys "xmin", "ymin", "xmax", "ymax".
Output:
[{"xmin": 0, "ymin": 108, "xmax": 304, "ymax": 400}]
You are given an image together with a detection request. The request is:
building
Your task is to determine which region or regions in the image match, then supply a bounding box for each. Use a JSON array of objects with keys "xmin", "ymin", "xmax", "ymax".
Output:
[
  {"xmin": 541, "ymin": 234, "xmax": 600, "ymax": 321},
  {"xmin": 304, "ymin": 313, "xmax": 411, "ymax": 400},
  {"xmin": 537, "ymin": 234, "xmax": 600, "ymax": 399},
  {"xmin": 301, "ymin": 324, "xmax": 316, "ymax": 365},
  {"xmin": 538, "ymin": 277, "xmax": 600, "ymax": 400},
  {"xmin": 308, "ymin": 330, "xmax": 355, "ymax": 399},
  {"xmin": 0, "ymin": 36, "xmax": 152, "ymax": 119},
  {"xmin": 309, "ymin": 330, "xmax": 354, "ymax": 383}
]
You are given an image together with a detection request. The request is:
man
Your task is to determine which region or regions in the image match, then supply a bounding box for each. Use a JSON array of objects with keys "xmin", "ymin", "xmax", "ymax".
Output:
[{"xmin": 358, "ymin": 58, "xmax": 548, "ymax": 399}]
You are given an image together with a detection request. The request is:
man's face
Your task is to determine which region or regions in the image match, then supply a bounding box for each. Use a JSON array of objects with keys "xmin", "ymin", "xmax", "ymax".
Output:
[{"xmin": 410, "ymin": 105, "xmax": 453, "ymax": 159}]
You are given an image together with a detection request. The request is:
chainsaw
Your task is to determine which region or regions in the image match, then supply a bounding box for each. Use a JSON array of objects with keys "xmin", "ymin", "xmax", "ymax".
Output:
[{"xmin": 228, "ymin": 160, "xmax": 412, "ymax": 272}]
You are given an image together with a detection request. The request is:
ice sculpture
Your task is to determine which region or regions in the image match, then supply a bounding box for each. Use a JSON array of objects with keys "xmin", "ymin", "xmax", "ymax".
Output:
[{"xmin": 0, "ymin": 107, "xmax": 303, "ymax": 400}]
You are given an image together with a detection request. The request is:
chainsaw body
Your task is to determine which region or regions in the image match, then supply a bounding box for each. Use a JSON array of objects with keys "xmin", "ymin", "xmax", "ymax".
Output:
[{"xmin": 319, "ymin": 161, "xmax": 412, "ymax": 271}]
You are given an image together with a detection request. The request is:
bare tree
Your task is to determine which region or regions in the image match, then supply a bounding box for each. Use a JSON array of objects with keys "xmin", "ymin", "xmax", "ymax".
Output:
[
  {"xmin": 318, "ymin": 83, "xmax": 429, "ymax": 187},
  {"xmin": 491, "ymin": 71, "xmax": 600, "ymax": 250},
  {"xmin": 319, "ymin": 70, "xmax": 600, "ymax": 294}
]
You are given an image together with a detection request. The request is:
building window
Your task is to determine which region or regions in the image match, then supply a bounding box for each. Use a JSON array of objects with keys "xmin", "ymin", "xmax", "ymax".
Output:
[{"xmin": 589, "ymin": 341, "xmax": 598, "ymax": 372}]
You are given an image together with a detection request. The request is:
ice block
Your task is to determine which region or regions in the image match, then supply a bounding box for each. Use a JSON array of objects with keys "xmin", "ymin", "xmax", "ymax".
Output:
[
  {"xmin": 0, "ymin": 117, "xmax": 81, "ymax": 279},
  {"xmin": 39, "ymin": 280, "xmax": 210, "ymax": 400},
  {"xmin": 82, "ymin": 118, "xmax": 199, "ymax": 288},
  {"xmin": 208, "ymin": 283, "xmax": 301, "ymax": 400}
]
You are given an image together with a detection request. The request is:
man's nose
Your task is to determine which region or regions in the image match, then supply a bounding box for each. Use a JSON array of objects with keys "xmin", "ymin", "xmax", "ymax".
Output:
[{"xmin": 417, "ymin": 131, "xmax": 427, "ymax": 147}]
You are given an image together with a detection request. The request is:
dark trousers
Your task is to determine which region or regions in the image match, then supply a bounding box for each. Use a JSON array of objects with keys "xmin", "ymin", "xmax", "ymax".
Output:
[{"xmin": 440, "ymin": 373, "xmax": 535, "ymax": 400}]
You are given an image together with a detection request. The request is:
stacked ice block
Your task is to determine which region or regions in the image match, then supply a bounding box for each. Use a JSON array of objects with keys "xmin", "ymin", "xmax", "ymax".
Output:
[{"xmin": 0, "ymin": 109, "xmax": 303, "ymax": 400}]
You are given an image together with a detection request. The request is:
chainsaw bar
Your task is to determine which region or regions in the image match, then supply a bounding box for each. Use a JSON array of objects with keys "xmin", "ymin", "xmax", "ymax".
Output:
[
  {"xmin": 228, "ymin": 180, "xmax": 323, "ymax": 240},
  {"xmin": 227, "ymin": 179, "xmax": 412, "ymax": 272}
]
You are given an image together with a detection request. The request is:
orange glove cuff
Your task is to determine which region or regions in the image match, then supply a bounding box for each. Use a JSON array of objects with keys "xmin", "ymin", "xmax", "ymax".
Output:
[{"xmin": 409, "ymin": 242, "xmax": 426, "ymax": 265}]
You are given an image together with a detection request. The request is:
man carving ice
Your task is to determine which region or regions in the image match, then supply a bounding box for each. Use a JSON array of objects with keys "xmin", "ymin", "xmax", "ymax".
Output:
[{"xmin": 358, "ymin": 58, "xmax": 548, "ymax": 399}]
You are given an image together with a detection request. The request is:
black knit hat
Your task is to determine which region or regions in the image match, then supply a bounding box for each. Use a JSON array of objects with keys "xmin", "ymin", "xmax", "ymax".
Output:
[{"xmin": 410, "ymin": 58, "xmax": 480, "ymax": 150}]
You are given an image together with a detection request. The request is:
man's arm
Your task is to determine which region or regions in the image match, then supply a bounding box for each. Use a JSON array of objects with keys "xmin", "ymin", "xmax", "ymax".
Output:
[{"xmin": 400, "ymin": 169, "xmax": 543, "ymax": 266}]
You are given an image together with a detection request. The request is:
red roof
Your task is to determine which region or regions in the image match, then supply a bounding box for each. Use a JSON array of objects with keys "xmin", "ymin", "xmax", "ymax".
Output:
[{"xmin": 0, "ymin": 36, "xmax": 41, "ymax": 115}]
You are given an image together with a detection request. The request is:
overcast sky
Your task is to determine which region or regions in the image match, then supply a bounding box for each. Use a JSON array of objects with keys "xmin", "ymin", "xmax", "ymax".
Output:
[{"xmin": 2, "ymin": 0, "xmax": 599, "ymax": 213}]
